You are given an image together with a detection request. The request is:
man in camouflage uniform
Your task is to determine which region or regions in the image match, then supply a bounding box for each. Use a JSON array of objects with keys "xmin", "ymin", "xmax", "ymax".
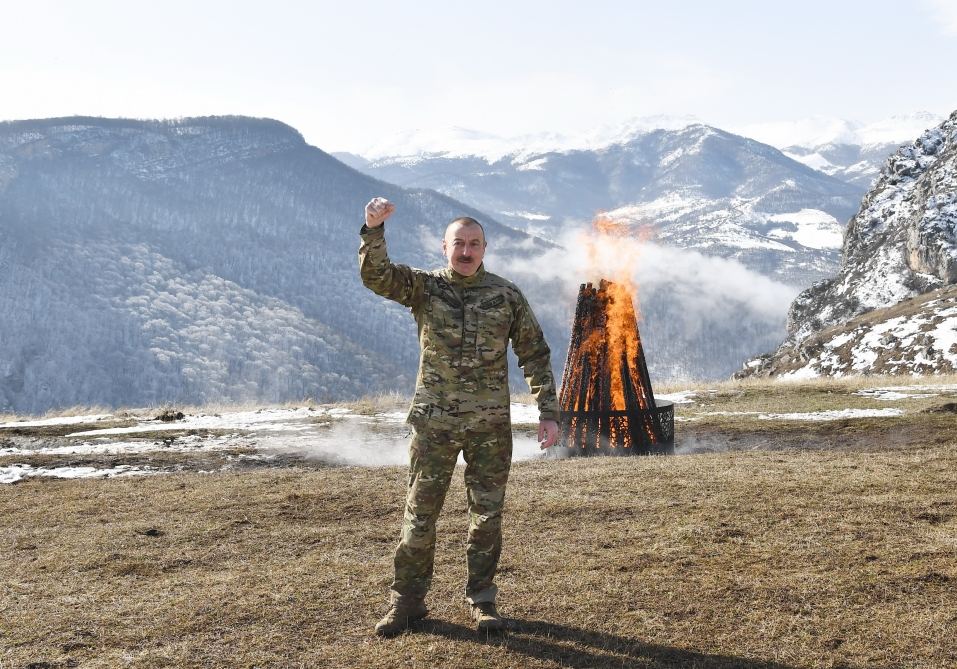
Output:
[{"xmin": 359, "ymin": 197, "xmax": 560, "ymax": 636}]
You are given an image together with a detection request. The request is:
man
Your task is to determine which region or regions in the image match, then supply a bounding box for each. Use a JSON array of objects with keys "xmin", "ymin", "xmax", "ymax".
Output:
[{"xmin": 359, "ymin": 196, "xmax": 560, "ymax": 636}]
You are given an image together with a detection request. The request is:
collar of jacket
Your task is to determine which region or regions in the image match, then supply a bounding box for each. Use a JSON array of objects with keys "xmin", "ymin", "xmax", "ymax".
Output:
[{"xmin": 442, "ymin": 264, "xmax": 486, "ymax": 286}]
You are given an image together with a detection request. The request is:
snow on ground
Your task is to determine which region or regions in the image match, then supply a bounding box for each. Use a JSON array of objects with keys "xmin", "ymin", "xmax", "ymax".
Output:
[
  {"xmin": 66, "ymin": 404, "xmax": 540, "ymax": 438},
  {"xmin": 0, "ymin": 413, "xmax": 114, "ymax": 429},
  {"xmin": 0, "ymin": 433, "xmax": 256, "ymax": 457},
  {"xmin": 0, "ymin": 404, "xmax": 555, "ymax": 483},
  {"xmin": 855, "ymin": 384, "xmax": 957, "ymax": 400},
  {"xmin": 510, "ymin": 403, "xmax": 541, "ymax": 424},
  {"xmin": 67, "ymin": 407, "xmax": 321, "ymax": 436},
  {"xmin": 759, "ymin": 408, "xmax": 903, "ymax": 421},
  {"xmin": 604, "ymin": 194, "xmax": 708, "ymax": 224},
  {"xmin": 766, "ymin": 209, "xmax": 843, "ymax": 250},
  {"xmin": 499, "ymin": 210, "xmax": 551, "ymax": 221},
  {"xmin": 656, "ymin": 391, "xmax": 697, "ymax": 404},
  {"xmin": 698, "ymin": 408, "xmax": 903, "ymax": 420},
  {"xmin": 513, "ymin": 157, "xmax": 548, "ymax": 171},
  {"xmin": 2, "ymin": 393, "xmax": 930, "ymax": 483},
  {"xmin": 0, "ymin": 464, "xmax": 156, "ymax": 484},
  {"xmin": 783, "ymin": 299, "xmax": 957, "ymax": 377},
  {"xmin": 783, "ymin": 151, "xmax": 837, "ymax": 173}
]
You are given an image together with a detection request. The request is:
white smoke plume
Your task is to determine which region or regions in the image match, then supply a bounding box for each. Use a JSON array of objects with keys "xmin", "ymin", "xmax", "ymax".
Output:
[{"xmin": 487, "ymin": 223, "xmax": 800, "ymax": 381}]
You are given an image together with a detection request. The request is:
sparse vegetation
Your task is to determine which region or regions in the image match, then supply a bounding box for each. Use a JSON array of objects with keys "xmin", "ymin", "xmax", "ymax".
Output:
[{"xmin": 334, "ymin": 390, "xmax": 408, "ymax": 416}]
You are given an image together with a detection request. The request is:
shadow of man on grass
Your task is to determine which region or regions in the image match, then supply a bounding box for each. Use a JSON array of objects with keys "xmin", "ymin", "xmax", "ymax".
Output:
[{"xmin": 418, "ymin": 618, "xmax": 798, "ymax": 669}]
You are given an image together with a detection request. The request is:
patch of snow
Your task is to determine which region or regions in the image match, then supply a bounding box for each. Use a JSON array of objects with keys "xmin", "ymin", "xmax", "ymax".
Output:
[
  {"xmin": 779, "ymin": 367, "xmax": 823, "ymax": 380},
  {"xmin": 372, "ymin": 411, "xmax": 408, "ymax": 423},
  {"xmin": 843, "ymin": 160, "xmax": 877, "ymax": 176},
  {"xmin": 0, "ymin": 413, "xmax": 114, "ymax": 429},
  {"xmin": 510, "ymin": 403, "xmax": 541, "ymax": 424},
  {"xmin": 0, "ymin": 433, "xmax": 254, "ymax": 457},
  {"xmin": 604, "ymin": 193, "xmax": 708, "ymax": 224},
  {"xmin": 853, "ymin": 390, "xmax": 938, "ymax": 401},
  {"xmin": 766, "ymin": 209, "xmax": 843, "ymax": 250},
  {"xmin": 656, "ymin": 391, "xmax": 696, "ymax": 404},
  {"xmin": 706, "ymin": 228, "xmax": 797, "ymax": 252},
  {"xmin": 1, "ymin": 464, "xmax": 156, "ymax": 484},
  {"xmin": 759, "ymin": 408, "xmax": 903, "ymax": 421},
  {"xmin": 500, "ymin": 210, "xmax": 551, "ymax": 221},
  {"xmin": 514, "ymin": 157, "xmax": 548, "ymax": 171},
  {"xmin": 784, "ymin": 151, "xmax": 836, "ymax": 172},
  {"xmin": 67, "ymin": 407, "xmax": 324, "ymax": 437}
]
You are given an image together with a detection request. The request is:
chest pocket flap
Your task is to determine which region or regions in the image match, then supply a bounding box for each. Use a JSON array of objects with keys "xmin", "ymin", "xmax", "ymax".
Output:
[{"xmin": 480, "ymin": 295, "xmax": 505, "ymax": 309}]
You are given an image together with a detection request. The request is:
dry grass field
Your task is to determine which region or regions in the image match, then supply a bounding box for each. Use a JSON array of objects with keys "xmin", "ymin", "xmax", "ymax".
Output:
[{"xmin": 2, "ymin": 377, "xmax": 957, "ymax": 668}]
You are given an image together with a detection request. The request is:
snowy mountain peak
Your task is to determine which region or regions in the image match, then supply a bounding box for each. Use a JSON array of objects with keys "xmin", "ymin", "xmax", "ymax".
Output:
[
  {"xmin": 734, "ymin": 111, "xmax": 947, "ymax": 152},
  {"xmin": 738, "ymin": 109, "xmax": 957, "ymax": 378},
  {"xmin": 354, "ymin": 114, "xmax": 704, "ymax": 163}
]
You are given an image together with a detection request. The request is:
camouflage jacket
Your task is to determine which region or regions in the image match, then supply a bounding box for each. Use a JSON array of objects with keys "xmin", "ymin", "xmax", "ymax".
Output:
[{"xmin": 359, "ymin": 224, "xmax": 559, "ymax": 430}]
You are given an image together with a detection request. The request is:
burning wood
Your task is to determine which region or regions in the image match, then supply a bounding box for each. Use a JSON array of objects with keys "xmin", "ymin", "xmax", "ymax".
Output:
[{"xmin": 557, "ymin": 279, "xmax": 674, "ymax": 456}]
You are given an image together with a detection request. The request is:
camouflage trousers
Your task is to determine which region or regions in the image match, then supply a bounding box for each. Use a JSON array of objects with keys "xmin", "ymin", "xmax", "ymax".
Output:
[{"xmin": 390, "ymin": 422, "xmax": 513, "ymax": 606}]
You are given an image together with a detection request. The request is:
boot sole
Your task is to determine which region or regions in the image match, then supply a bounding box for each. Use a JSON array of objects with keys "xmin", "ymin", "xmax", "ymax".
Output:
[
  {"xmin": 475, "ymin": 617, "xmax": 509, "ymax": 632},
  {"xmin": 374, "ymin": 611, "xmax": 428, "ymax": 637}
]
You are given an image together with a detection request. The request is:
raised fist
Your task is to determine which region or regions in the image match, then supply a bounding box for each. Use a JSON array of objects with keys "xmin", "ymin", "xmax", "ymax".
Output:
[{"xmin": 365, "ymin": 197, "xmax": 395, "ymax": 228}]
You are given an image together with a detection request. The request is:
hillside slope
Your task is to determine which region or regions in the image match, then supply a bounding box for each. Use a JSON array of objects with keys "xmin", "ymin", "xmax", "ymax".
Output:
[
  {"xmin": 739, "ymin": 110, "xmax": 957, "ymax": 378},
  {"xmin": 738, "ymin": 284, "xmax": 957, "ymax": 378},
  {"xmin": 358, "ymin": 124, "xmax": 865, "ymax": 287},
  {"xmin": 0, "ymin": 116, "xmax": 546, "ymax": 413}
]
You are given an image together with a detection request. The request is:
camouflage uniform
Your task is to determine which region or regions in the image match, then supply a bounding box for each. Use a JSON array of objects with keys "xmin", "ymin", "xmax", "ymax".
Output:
[{"xmin": 359, "ymin": 223, "xmax": 559, "ymax": 606}]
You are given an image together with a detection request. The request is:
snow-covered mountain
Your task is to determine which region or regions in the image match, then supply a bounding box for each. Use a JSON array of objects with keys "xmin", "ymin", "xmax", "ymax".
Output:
[
  {"xmin": 738, "ymin": 110, "xmax": 957, "ymax": 378},
  {"xmin": 337, "ymin": 114, "xmax": 704, "ymax": 164},
  {"xmin": 739, "ymin": 112, "xmax": 947, "ymax": 189},
  {"xmin": 0, "ymin": 117, "xmax": 830, "ymax": 413},
  {"xmin": 738, "ymin": 285, "xmax": 957, "ymax": 379},
  {"xmin": 0, "ymin": 116, "xmax": 548, "ymax": 414},
  {"xmin": 354, "ymin": 124, "xmax": 865, "ymax": 287},
  {"xmin": 0, "ymin": 116, "xmax": 800, "ymax": 413}
]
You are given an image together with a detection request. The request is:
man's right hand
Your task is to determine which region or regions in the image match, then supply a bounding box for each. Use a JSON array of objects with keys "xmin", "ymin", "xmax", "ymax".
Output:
[{"xmin": 365, "ymin": 197, "xmax": 395, "ymax": 228}]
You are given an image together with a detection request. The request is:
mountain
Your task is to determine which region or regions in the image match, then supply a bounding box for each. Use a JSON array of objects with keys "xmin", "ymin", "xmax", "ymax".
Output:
[
  {"xmin": 0, "ymin": 116, "xmax": 548, "ymax": 414},
  {"xmin": 737, "ymin": 284, "xmax": 957, "ymax": 378},
  {"xmin": 738, "ymin": 110, "xmax": 957, "ymax": 378},
  {"xmin": 343, "ymin": 115, "xmax": 705, "ymax": 164},
  {"xmin": 355, "ymin": 124, "xmax": 866, "ymax": 287},
  {"xmin": 0, "ymin": 116, "xmax": 844, "ymax": 413},
  {"xmin": 738, "ymin": 112, "xmax": 947, "ymax": 189}
]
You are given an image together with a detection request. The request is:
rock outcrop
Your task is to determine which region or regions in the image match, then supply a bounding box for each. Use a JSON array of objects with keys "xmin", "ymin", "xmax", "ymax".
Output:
[{"xmin": 740, "ymin": 110, "xmax": 957, "ymax": 378}]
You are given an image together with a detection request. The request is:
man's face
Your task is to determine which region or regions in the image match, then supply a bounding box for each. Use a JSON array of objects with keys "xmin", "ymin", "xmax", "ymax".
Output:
[{"xmin": 443, "ymin": 222, "xmax": 486, "ymax": 276}]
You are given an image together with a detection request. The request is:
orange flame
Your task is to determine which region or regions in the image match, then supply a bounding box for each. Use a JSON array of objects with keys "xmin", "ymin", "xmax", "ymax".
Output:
[
  {"xmin": 580, "ymin": 214, "xmax": 645, "ymax": 411},
  {"xmin": 559, "ymin": 213, "xmax": 658, "ymax": 451}
]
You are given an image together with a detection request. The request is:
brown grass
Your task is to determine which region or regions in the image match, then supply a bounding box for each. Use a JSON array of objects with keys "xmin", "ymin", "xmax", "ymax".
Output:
[{"xmin": 3, "ymin": 423, "xmax": 956, "ymax": 667}]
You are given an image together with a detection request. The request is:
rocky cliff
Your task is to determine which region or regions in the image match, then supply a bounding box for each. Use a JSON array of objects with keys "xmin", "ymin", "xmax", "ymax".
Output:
[{"xmin": 739, "ymin": 110, "xmax": 957, "ymax": 378}]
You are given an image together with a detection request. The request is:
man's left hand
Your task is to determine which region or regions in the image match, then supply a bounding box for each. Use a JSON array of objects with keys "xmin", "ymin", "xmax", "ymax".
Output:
[{"xmin": 538, "ymin": 419, "xmax": 559, "ymax": 449}]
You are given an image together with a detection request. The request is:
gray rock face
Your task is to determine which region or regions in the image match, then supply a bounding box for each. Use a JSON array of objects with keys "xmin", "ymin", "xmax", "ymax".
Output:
[
  {"xmin": 739, "ymin": 110, "xmax": 957, "ymax": 379},
  {"xmin": 782, "ymin": 111, "xmax": 957, "ymax": 346}
]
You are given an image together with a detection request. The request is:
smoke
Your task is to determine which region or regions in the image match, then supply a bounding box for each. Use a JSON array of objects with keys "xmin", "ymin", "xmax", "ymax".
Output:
[
  {"xmin": 486, "ymin": 222, "xmax": 801, "ymax": 380},
  {"xmin": 266, "ymin": 419, "xmax": 547, "ymax": 467}
]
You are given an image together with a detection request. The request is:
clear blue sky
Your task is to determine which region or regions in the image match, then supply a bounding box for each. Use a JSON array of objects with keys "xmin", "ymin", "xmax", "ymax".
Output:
[{"xmin": 2, "ymin": 0, "xmax": 955, "ymax": 152}]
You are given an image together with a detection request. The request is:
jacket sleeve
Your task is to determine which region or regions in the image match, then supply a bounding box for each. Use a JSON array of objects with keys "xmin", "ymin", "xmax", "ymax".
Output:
[
  {"xmin": 358, "ymin": 224, "xmax": 425, "ymax": 309},
  {"xmin": 510, "ymin": 293, "xmax": 560, "ymax": 421}
]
